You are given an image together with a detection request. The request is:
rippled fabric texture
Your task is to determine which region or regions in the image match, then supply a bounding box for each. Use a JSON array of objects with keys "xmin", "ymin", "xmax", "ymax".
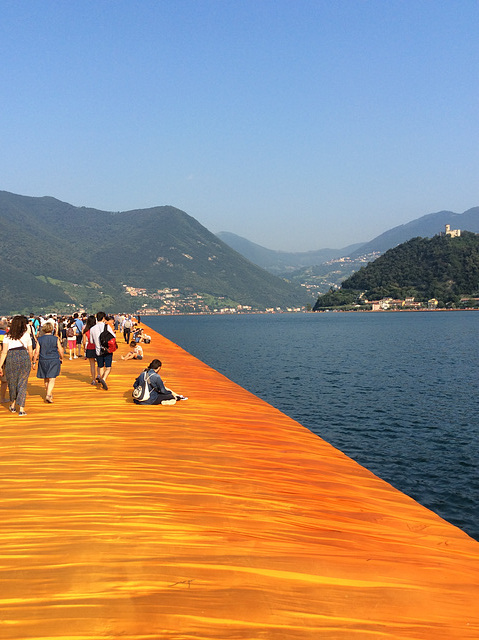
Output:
[{"xmin": 0, "ymin": 324, "xmax": 478, "ymax": 639}]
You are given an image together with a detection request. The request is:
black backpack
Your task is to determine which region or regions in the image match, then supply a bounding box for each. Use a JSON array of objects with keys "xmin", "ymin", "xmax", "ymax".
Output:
[{"xmin": 99, "ymin": 325, "xmax": 112, "ymax": 355}]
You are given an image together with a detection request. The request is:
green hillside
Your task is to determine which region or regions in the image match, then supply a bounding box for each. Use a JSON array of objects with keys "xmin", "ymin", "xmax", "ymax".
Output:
[
  {"xmin": 0, "ymin": 191, "xmax": 310, "ymax": 314},
  {"xmin": 339, "ymin": 232, "xmax": 479, "ymax": 305}
]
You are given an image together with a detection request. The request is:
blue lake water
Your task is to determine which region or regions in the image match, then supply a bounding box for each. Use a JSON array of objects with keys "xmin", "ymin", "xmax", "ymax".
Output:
[{"xmin": 144, "ymin": 311, "xmax": 479, "ymax": 541}]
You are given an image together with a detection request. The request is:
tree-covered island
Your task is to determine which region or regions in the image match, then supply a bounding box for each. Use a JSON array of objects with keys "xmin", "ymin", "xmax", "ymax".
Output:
[{"xmin": 313, "ymin": 231, "xmax": 479, "ymax": 311}]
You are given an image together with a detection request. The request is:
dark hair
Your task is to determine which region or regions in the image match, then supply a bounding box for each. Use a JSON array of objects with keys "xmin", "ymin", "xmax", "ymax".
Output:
[
  {"xmin": 96, "ymin": 311, "xmax": 106, "ymax": 321},
  {"xmin": 129, "ymin": 341, "xmax": 137, "ymax": 347},
  {"xmin": 9, "ymin": 315, "xmax": 28, "ymax": 341},
  {"xmin": 148, "ymin": 359, "xmax": 162, "ymax": 370},
  {"xmin": 83, "ymin": 315, "xmax": 96, "ymax": 333}
]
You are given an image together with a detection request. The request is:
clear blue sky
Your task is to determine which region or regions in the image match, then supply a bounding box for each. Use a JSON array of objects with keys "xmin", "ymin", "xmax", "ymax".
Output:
[{"xmin": 1, "ymin": 0, "xmax": 478, "ymax": 251}]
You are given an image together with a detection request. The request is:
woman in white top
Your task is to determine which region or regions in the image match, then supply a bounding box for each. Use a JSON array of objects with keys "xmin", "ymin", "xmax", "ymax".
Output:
[{"xmin": 0, "ymin": 315, "xmax": 33, "ymax": 416}]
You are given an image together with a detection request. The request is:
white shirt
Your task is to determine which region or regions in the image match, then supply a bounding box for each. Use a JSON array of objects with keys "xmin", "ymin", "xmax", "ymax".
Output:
[
  {"xmin": 89, "ymin": 322, "xmax": 115, "ymax": 356},
  {"xmin": 2, "ymin": 331, "xmax": 32, "ymax": 352}
]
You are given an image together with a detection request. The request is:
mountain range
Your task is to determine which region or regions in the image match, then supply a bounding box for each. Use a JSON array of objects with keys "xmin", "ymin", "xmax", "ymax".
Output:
[
  {"xmin": 0, "ymin": 191, "xmax": 309, "ymax": 315},
  {"xmin": 349, "ymin": 207, "xmax": 479, "ymax": 257},
  {"xmin": 2, "ymin": 190, "xmax": 478, "ymax": 316},
  {"xmin": 218, "ymin": 207, "xmax": 479, "ymax": 273},
  {"xmin": 216, "ymin": 232, "xmax": 363, "ymax": 275}
]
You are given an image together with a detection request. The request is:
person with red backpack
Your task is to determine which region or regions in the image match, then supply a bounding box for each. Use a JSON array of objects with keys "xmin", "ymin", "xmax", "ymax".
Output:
[
  {"xmin": 66, "ymin": 318, "xmax": 78, "ymax": 360},
  {"xmin": 89, "ymin": 311, "xmax": 117, "ymax": 390},
  {"xmin": 82, "ymin": 315, "xmax": 98, "ymax": 386}
]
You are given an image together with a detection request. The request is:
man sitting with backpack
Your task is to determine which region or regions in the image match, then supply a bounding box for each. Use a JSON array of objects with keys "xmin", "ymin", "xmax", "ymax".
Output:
[
  {"xmin": 89, "ymin": 311, "xmax": 117, "ymax": 390},
  {"xmin": 132, "ymin": 358, "xmax": 187, "ymax": 405}
]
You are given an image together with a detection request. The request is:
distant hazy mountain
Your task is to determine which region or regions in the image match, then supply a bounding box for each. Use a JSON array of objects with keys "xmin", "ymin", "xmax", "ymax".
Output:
[
  {"xmin": 216, "ymin": 231, "xmax": 364, "ymax": 274},
  {"xmin": 350, "ymin": 207, "xmax": 479, "ymax": 257},
  {"xmin": 0, "ymin": 191, "xmax": 309, "ymax": 314}
]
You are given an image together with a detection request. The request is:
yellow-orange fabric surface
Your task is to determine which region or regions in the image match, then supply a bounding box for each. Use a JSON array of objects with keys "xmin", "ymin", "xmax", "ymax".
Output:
[{"xmin": 0, "ymin": 324, "xmax": 478, "ymax": 639}]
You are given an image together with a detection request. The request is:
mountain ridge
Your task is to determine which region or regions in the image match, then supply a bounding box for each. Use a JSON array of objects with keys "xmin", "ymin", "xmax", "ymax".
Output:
[
  {"xmin": 218, "ymin": 207, "xmax": 479, "ymax": 272},
  {"xmin": 216, "ymin": 231, "xmax": 364, "ymax": 274},
  {"xmin": 0, "ymin": 191, "xmax": 309, "ymax": 315},
  {"xmin": 349, "ymin": 207, "xmax": 479, "ymax": 257}
]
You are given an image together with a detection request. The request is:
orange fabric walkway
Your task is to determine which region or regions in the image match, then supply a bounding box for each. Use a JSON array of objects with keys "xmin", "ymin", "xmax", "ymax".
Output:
[{"xmin": 0, "ymin": 324, "xmax": 478, "ymax": 639}]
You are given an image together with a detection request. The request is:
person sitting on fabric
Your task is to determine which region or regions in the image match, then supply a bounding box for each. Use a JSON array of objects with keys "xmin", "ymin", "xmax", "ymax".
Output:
[
  {"xmin": 132, "ymin": 327, "xmax": 143, "ymax": 343},
  {"xmin": 132, "ymin": 358, "xmax": 187, "ymax": 405},
  {"xmin": 122, "ymin": 341, "xmax": 143, "ymax": 361}
]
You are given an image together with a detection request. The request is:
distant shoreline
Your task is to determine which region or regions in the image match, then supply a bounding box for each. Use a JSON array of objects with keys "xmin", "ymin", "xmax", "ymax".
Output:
[
  {"xmin": 314, "ymin": 307, "xmax": 479, "ymax": 314},
  {"xmin": 137, "ymin": 307, "xmax": 479, "ymax": 317}
]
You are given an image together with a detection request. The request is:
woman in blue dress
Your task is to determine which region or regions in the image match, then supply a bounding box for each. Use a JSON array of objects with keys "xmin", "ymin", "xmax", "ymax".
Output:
[{"xmin": 32, "ymin": 322, "xmax": 64, "ymax": 403}]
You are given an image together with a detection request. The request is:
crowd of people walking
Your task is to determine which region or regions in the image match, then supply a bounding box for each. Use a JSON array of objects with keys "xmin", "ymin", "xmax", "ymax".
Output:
[{"xmin": 0, "ymin": 311, "xmax": 151, "ymax": 415}]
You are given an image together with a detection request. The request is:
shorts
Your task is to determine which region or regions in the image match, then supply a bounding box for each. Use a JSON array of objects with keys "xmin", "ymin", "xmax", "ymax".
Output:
[
  {"xmin": 85, "ymin": 348, "xmax": 96, "ymax": 359},
  {"xmin": 67, "ymin": 338, "xmax": 76, "ymax": 349},
  {"xmin": 96, "ymin": 353, "xmax": 113, "ymax": 368},
  {"xmin": 76, "ymin": 334, "xmax": 83, "ymax": 345}
]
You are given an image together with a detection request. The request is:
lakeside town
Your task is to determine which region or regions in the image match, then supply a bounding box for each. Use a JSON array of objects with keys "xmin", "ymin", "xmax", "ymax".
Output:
[
  {"xmin": 123, "ymin": 285, "xmax": 304, "ymax": 315},
  {"xmin": 121, "ymin": 282, "xmax": 479, "ymax": 316}
]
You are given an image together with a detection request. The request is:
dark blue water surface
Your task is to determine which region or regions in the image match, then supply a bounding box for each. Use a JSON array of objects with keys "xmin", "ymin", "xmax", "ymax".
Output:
[{"xmin": 145, "ymin": 312, "xmax": 479, "ymax": 541}]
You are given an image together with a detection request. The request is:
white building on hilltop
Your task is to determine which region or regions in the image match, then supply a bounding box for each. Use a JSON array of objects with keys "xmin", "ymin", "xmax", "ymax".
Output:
[{"xmin": 444, "ymin": 224, "xmax": 461, "ymax": 238}]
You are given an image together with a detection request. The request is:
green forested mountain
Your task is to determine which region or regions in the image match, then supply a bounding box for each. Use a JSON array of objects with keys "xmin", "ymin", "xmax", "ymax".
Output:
[
  {"xmin": 340, "ymin": 232, "xmax": 479, "ymax": 304},
  {"xmin": 0, "ymin": 191, "xmax": 310, "ymax": 314}
]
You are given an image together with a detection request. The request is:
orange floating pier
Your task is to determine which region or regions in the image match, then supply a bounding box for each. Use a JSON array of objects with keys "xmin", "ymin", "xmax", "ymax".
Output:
[{"xmin": 1, "ymin": 325, "xmax": 478, "ymax": 639}]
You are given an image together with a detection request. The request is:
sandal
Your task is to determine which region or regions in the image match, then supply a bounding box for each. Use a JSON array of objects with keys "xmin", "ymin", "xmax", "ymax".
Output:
[
  {"xmin": 9, "ymin": 404, "xmax": 16, "ymax": 413},
  {"xmin": 45, "ymin": 396, "xmax": 53, "ymax": 404},
  {"xmin": 19, "ymin": 411, "xmax": 27, "ymax": 416}
]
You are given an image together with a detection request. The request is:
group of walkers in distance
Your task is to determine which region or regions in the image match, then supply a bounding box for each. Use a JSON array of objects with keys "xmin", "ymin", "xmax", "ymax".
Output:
[{"xmin": 0, "ymin": 311, "xmax": 185, "ymax": 416}]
